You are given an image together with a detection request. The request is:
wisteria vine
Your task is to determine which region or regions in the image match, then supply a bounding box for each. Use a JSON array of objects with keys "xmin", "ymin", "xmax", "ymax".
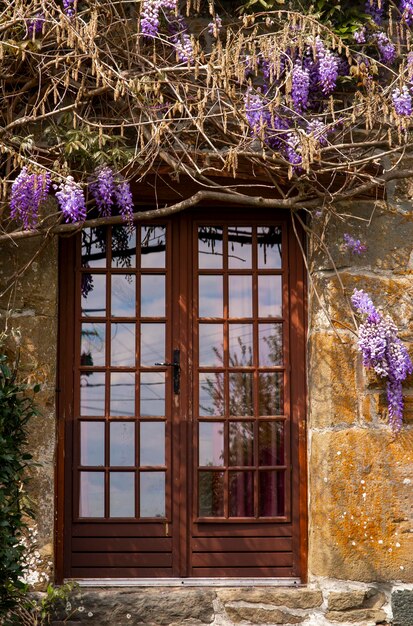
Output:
[
  {"xmin": 10, "ymin": 167, "xmax": 133, "ymax": 229},
  {"xmin": 351, "ymin": 289, "xmax": 413, "ymax": 432}
]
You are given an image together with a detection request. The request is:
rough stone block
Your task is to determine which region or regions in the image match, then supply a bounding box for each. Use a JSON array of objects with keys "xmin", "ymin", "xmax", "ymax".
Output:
[
  {"xmin": 328, "ymin": 589, "xmax": 386, "ymax": 611},
  {"xmin": 65, "ymin": 589, "xmax": 215, "ymax": 625},
  {"xmin": 392, "ymin": 590, "xmax": 413, "ymax": 626},
  {"xmin": 217, "ymin": 588, "xmax": 323, "ymax": 609},
  {"xmin": 325, "ymin": 608, "xmax": 387, "ymax": 623},
  {"xmin": 308, "ymin": 332, "xmax": 358, "ymax": 428},
  {"xmin": 224, "ymin": 603, "xmax": 304, "ymax": 624},
  {"xmin": 309, "ymin": 429, "xmax": 413, "ymax": 582}
]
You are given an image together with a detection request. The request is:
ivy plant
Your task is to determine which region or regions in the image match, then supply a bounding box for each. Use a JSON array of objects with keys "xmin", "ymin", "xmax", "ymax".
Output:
[{"xmin": 0, "ymin": 350, "xmax": 40, "ymax": 613}]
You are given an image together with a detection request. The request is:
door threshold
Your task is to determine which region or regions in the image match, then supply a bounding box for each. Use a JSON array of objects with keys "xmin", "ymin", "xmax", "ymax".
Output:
[{"xmin": 68, "ymin": 578, "xmax": 301, "ymax": 587}]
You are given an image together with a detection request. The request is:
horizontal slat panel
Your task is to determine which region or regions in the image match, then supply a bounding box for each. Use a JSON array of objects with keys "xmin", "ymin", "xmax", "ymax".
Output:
[
  {"xmin": 72, "ymin": 537, "xmax": 172, "ymax": 552},
  {"xmin": 192, "ymin": 552, "xmax": 292, "ymax": 568},
  {"xmin": 192, "ymin": 537, "xmax": 292, "ymax": 552},
  {"xmin": 71, "ymin": 567, "xmax": 174, "ymax": 577},
  {"xmin": 193, "ymin": 523, "xmax": 292, "ymax": 537},
  {"xmin": 192, "ymin": 567, "xmax": 295, "ymax": 577},
  {"xmin": 72, "ymin": 553, "xmax": 172, "ymax": 568},
  {"xmin": 72, "ymin": 523, "xmax": 167, "ymax": 538}
]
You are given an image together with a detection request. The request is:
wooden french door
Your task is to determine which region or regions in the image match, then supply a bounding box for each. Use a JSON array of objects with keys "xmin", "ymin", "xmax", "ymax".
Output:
[{"xmin": 57, "ymin": 210, "xmax": 306, "ymax": 580}]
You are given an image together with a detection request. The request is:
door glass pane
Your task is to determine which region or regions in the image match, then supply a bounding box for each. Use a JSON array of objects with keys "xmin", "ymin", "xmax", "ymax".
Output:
[
  {"xmin": 228, "ymin": 226, "xmax": 252, "ymax": 268},
  {"xmin": 81, "ymin": 227, "xmax": 106, "ymax": 268},
  {"xmin": 110, "ymin": 422, "xmax": 135, "ymax": 466},
  {"xmin": 81, "ymin": 323, "xmax": 105, "ymax": 367},
  {"xmin": 229, "ymin": 422, "xmax": 254, "ymax": 466},
  {"xmin": 198, "ymin": 226, "xmax": 223, "ymax": 269},
  {"xmin": 141, "ymin": 275, "xmax": 165, "ymax": 317},
  {"xmin": 111, "ymin": 323, "xmax": 135, "ymax": 366},
  {"xmin": 229, "ymin": 323, "xmax": 253, "ymax": 367},
  {"xmin": 110, "ymin": 372, "xmax": 135, "ymax": 416},
  {"xmin": 80, "ymin": 372, "xmax": 105, "ymax": 416},
  {"xmin": 140, "ymin": 422, "xmax": 165, "ymax": 466},
  {"xmin": 140, "ymin": 323, "xmax": 165, "ymax": 366},
  {"xmin": 259, "ymin": 421, "xmax": 284, "ymax": 465},
  {"xmin": 258, "ymin": 275, "xmax": 282, "ymax": 318},
  {"xmin": 199, "ymin": 471, "xmax": 224, "ymax": 517},
  {"xmin": 140, "ymin": 372, "xmax": 165, "ymax": 416},
  {"xmin": 199, "ymin": 373, "xmax": 225, "ymax": 416},
  {"xmin": 111, "ymin": 274, "xmax": 135, "ymax": 317},
  {"xmin": 110, "ymin": 472, "xmax": 135, "ymax": 517},
  {"xmin": 199, "ymin": 422, "xmax": 224, "ymax": 467},
  {"xmin": 257, "ymin": 226, "xmax": 282, "ymax": 268},
  {"xmin": 228, "ymin": 276, "xmax": 252, "ymax": 318},
  {"xmin": 199, "ymin": 324, "xmax": 224, "ymax": 366},
  {"xmin": 140, "ymin": 226, "xmax": 166, "ymax": 268},
  {"xmin": 229, "ymin": 471, "xmax": 254, "ymax": 517},
  {"xmin": 199, "ymin": 276, "xmax": 223, "ymax": 318},
  {"xmin": 140, "ymin": 472, "xmax": 165, "ymax": 517},
  {"xmin": 259, "ymin": 470, "xmax": 284, "ymax": 516},
  {"xmin": 81, "ymin": 274, "xmax": 106, "ymax": 317},
  {"xmin": 229, "ymin": 372, "xmax": 253, "ymax": 416},
  {"xmin": 80, "ymin": 422, "xmax": 105, "ymax": 466},
  {"xmin": 259, "ymin": 323, "xmax": 283, "ymax": 366},
  {"xmin": 112, "ymin": 225, "xmax": 136, "ymax": 268},
  {"xmin": 79, "ymin": 472, "xmax": 105, "ymax": 517},
  {"xmin": 258, "ymin": 372, "xmax": 283, "ymax": 415}
]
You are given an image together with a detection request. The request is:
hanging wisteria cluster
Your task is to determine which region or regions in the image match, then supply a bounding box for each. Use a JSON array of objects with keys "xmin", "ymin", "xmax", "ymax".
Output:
[
  {"xmin": 351, "ymin": 289, "xmax": 413, "ymax": 431},
  {"xmin": 10, "ymin": 169, "xmax": 51, "ymax": 230},
  {"xmin": 9, "ymin": 167, "xmax": 133, "ymax": 229}
]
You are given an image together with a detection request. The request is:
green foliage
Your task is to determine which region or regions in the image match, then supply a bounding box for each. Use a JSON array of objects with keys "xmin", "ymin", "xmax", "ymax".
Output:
[
  {"xmin": 238, "ymin": 0, "xmax": 366, "ymax": 38},
  {"xmin": 0, "ymin": 350, "xmax": 39, "ymax": 614},
  {"xmin": 3, "ymin": 582, "xmax": 79, "ymax": 626}
]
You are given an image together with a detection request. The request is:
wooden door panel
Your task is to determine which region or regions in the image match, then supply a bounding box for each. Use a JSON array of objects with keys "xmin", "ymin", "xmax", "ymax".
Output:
[{"xmin": 59, "ymin": 212, "xmax": 306, "ymax": 580}]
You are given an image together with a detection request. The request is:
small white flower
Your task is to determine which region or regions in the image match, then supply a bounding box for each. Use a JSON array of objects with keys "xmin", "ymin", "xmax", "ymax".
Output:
[
  {"xmin": 88, "ymin": 612, "xmax": 94, "ymax": 617},
  {"xmin": 126, "ymin": 614, "xmax": 131, "ymax": 619},
  {"xmin": 66, "ymin": 602, "xmax": 72, "ymax": 611},
  {"xmin": 78, "ymin": 606, "xmax": 85, "ymax": 612}
]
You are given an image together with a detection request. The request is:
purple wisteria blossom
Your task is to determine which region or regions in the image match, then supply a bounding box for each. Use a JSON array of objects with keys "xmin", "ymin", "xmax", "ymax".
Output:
[
  {"xmin": 55, "ymin": 176, "xmax": 86, "ymax": 223},
  {"xmin": 114, "ymin": 179, "xmax": 134, "ymax": 224},
  {"xmin": 375, "ymin": 32, "xmax": 396, "ymax": 65},
  {"xmin": 63, "ymin": 0, "xmax": 76, "ymax": 17},
  {"xmin": 306, "ymin": 119, "xmax": 329, "ymax": 146},
  {"xmin": 27, "ymin": 12, "xmax": 45, "ymax": 37},
  {"xmin": 343, "ymin": 233, "xmax": 367, "ymax": 255},
  {"xmin": 400, "ymin": 0, "xmax": 413, "ymax": 26},
  {"xmin": 352, "ymin": 289, "xmax": 413, "ymax": 431},
  {"xmin": 291, "ymin": 62, "xmax": 310, "ymax": 111},
  {"xmin": 392, "ymin": 86, "xmax": 413, "ymax": 116},
  {"xmin": 365, "ymin": 0, "xmax": 385, "ymax": 24},
  {"xmin": 89, "ymin": 166, "xmax": 116, "ymax": 217},
  {"xmin": 354, "ymin": 27, "xmax": 366, "ymax": 44},
  {"xmin": 140, "ymin": 0, "xmax": 176, "ymax": 38},
  {"xmin": 208, "ymin": 15, "xmax": 222, "ymax": 37},
  {"xmin": 315, "ymin": 37, "xmax": 339, "ymax": 96},
  {"xmin": 89, "ymin": 166, "xmax": 134, "ymax": 223},
  {"xmin": 168, "ymin": 16, "xmax": 194, "ymax": 64},
  {"xmin": 10, "ymin": 168, "xmax": 51, "ymax": 230}
]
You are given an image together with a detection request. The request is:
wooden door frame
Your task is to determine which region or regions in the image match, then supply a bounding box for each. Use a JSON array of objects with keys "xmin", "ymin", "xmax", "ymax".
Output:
[{"xmin": 54, "ymin": 209, "xmax": 307, "ymax": 583}]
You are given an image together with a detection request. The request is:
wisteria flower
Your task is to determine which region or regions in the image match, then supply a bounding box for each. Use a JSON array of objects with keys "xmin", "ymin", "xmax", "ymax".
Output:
[
  {"xmin": 400, "ymin": 0, "xmax": 413, "ymax": 26},
  {"xmin": 10, "ymin": 168, "xmax": 51, "ymax": 230},
  {"xmin": 291, "ymin": 62, "xmax": 310, "ymax": 111},
  {"xmin": 55, "ymin": 176, "xmax": 86, "ymax": 223},
  {"xmin": 315, "ymin": 37, "xmax": 339, "ymax": 96},
  {"xmin": 375, "ymin": 32, "xmax": 396, "ymax": 65},
  {"xmin": 392, "ymin": 86, "xmax": 412, "ymax": 116},
  {"xmin": 89, "ymin": 166, "xmax": 116, "ymax": 217},
  {"xmin": 352, "ymin": 289, "xmax": 413, "ymax": 431},
  {"xmin": 343, "ymin": 233, "xmax": 367, "ymax": 255}
]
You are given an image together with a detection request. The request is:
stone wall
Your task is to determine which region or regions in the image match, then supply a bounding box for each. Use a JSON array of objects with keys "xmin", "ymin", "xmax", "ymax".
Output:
[{"xmin": 1, "ymin": 198, "xmax": 413, "ymax": 624}]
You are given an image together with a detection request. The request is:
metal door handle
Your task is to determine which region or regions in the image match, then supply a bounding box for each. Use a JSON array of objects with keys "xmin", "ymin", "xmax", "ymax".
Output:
[{"xmin": 155, "ymin": 349, "xmax": 180, "ymax": 394}]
